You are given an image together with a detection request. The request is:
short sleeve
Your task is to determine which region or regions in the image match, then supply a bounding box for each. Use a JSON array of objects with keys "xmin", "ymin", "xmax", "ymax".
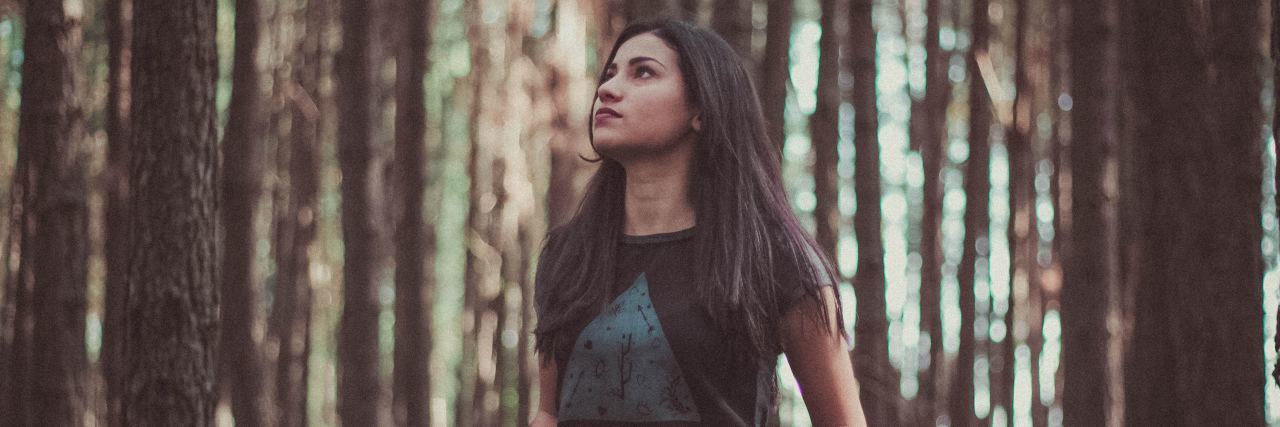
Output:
[{"xmin": 773, "ymin": 241, "xmax": 837, "ymax": 316}]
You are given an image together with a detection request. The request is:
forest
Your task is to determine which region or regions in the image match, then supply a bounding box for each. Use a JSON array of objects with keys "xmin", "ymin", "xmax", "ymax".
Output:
[{"xmin": 0, "ymin": 0, "xmax": 1274, "ymax": 425}]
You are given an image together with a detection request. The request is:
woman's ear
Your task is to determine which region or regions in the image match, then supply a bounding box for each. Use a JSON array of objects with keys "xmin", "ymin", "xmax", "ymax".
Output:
[{"xmin": 691, "ymin": 114, "xmax": 702, "ymax": 132}]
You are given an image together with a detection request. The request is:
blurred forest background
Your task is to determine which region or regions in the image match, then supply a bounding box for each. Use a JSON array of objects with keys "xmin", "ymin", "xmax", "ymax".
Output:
[{"xmin": 0, "ymin": 0, "xmax": 1275, "ymax": 425}]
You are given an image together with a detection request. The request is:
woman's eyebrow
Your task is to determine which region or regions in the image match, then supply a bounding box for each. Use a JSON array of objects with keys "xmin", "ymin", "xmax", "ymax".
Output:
[{"xmin": 608, "ymin": 56, "xmax": 667, "ymax": 70}]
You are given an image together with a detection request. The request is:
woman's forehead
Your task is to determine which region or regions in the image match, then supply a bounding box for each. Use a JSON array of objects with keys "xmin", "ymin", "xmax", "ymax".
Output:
[{"xmin": 613, "ymin": 34, "xmax": 679, "ymax": 67}]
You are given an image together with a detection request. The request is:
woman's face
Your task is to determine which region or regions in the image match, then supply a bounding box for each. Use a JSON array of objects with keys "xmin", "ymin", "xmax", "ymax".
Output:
[{"xmin": 591, "ymin": 33, "xmax": 698, "ymax": 159}]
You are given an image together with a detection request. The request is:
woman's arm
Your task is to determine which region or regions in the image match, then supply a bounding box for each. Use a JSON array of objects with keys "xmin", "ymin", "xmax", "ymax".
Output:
[
  {"xmin": 781, "ymin": 286, "xmax": 868, "ymax": 427},
  {"xmin": 530, "ymin": 355, "xmax": 559, "ymax": 427}
]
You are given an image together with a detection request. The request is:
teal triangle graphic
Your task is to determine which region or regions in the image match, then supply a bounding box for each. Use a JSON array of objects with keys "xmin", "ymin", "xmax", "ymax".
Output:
[{"xmin": 558, "ymin": 273, "xmax": 701, "ymax": 422}]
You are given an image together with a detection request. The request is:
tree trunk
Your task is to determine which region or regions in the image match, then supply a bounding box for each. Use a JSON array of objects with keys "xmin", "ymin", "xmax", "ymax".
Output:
[
  {"xmin": 761, "ymin": 0, "xmax": 792, "ymax": 156},
  {"xmin": 811, "ymin": 0, "xmax": 839, "ymax": 264},
  {"xmin": 337, "ymin": 0, "xmax": 388, "ymax": 422},
  {"xmin": 269, "ymin": 1, "xmax": 325, "ymax": 426},
  {"xmin": 1122, "ymin": 0, "xmax": 1265, "ymax": 424},
  {"xmin": 545, "ymin": 0, "xmax": 593, "ymax": 230},
  {"xmin": 996, "ymin": 0, "xmax": 1032, "ymax": 420},
  {"xmin": 711, "ymin": 0, "xmax": 752, "ymax": 74},
  {"xmin": 1273, "ymin": 0, "xmax": 1280, "ymax": 395},
  {"xmin": 918, "ymin": 0, "xmax": 950, "ymax": 422},
  {"xmin": 622, "ymin": 0, "xmax": 680, "ymax": 22},
  {"xmin": 460, "ymin": 2, "xmax": 512, "ymax": 425},
  {"xmin": 1062, "ymin": 0, "xmax": 1117, "ymax": 423},
  {"xmin": 951, "ymin": 0, "xmax": 991, "ymax": 422},
  {"xmin": 124, "ymin": 0, "xmax": 220, "ymax": 422},
  {"xmin": 102, "ymin": 0, "xmax": 132, "ymax": 424},
  {"xmin": 21, "ymin": 0, "xmax": 89, "ymax": 423},
  {"xmin": 220, "ymin": 0, "xmax": 270, "ymax": 424},
  {"xmin": 848, "ymin": 0, "xmax": 899, "ymax": 423},
  {"xmin": 392, "ymin": 0, "xmax": 434, "ymax": 425}
]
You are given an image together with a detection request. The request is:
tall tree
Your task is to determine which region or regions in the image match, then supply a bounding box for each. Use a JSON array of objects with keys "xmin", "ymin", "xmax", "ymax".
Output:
[
  {"xmin": 848, "ymin": 0, "xmax": 899, "ymax": 423},
  {"xmin": 337, "ymin": 0, "xmax": 388, "ymax": 422},
  {"xmin": 710, "ymin": 0, "xmax": 752, "ymax": 73},
  {"xmin": 269, "ymin": 0, "xmax": 326, "ymax": 425},
  {"xmin": 545, "ymin": 0, "xmax": 594, "ymax": 229},
  {"xmin": 21, "ymin": 0, "xmax": 89, "ymax": 423},
  {"xmin": 761, "ymin": 0, "xmax": 793, "ymax": 155},
  {"xmin": 917, "ymin": 0, "xmax": 951, "ymax": 421},
  {"xmin": 1062, "ymin": 0, "xmax": 1117, "ymax": 423},
  {"xmin": 392, "ymin": 0, "xmax": 434, "ymax": 425},
  {"xmin": 623, "ymin": 0, "xmax": 681, "ymax": 22},
  {"xmin": 1122, "ymin": 0, "xmax": 1265, "ymax": 424},
  {"xmin": 1274, "ymin": 0, "xmax": 1280, "ymax": 396},
  {"xmin": 220, "ymin": 0, "xmax": 270, "ymax": 424},
  {"xmin": 810, "ymin": 0, "xmax": 840, "ymax": 263},
  {"xmin": 950, "ymin": 0, "xmax": 992, "ymax": 422},
  {"xmin": 102, "ymin": 0, "xmax": 133, "ymax": 424},
  {"xmin": 995, "ymin": 0, "xmax": 1033, "ymax": 418},
  {"xmin": 124, "ymin": 0, "xmax": 220, "ymax": 422},
  {"xmin": 459, "ymin": 1, "xmax": 517, "ymax": 424}
]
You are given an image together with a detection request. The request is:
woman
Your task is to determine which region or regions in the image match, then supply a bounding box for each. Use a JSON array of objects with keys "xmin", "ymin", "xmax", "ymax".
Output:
[{"xmin": 532, "ymin": 19, "xmax": 867, "ymax": 426}]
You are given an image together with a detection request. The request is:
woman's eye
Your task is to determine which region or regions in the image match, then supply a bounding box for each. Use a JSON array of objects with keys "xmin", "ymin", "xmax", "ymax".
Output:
[{"xmin": 635, "ymin": 67, "xmax": 655, "ymax": 78}]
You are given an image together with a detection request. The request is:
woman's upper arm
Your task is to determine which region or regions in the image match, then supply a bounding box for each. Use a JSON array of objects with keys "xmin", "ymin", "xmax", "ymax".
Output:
[
  {"xmin": 780, "ymin": 286, "xmax": 868, "ymax": 427},
  {"xmin": 533, "ymin": 354, "xmax": 559, "ymax": 425}
]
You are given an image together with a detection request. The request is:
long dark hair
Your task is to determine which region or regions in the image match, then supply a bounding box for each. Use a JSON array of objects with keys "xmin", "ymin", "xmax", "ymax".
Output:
[{"xmin": 534, "ymin": 19, "xmax": 844, "ymax": 365}]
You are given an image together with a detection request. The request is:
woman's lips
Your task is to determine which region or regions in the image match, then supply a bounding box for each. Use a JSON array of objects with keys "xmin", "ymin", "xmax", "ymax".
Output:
[{"xmin": 594, "ymin": 108, "xmax": 621, "ymax": 125}]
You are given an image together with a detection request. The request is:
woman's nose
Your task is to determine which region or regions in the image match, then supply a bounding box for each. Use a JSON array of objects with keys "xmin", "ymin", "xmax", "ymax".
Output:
[{"xmin": 597, "ymin": 81, "xmax": 620, "ymax": 103}]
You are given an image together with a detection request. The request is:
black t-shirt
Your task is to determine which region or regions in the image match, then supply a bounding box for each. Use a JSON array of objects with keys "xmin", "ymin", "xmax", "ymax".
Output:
[{"xmin": 536, "ymin": 227, "xmax": 823, "ymax": 426}]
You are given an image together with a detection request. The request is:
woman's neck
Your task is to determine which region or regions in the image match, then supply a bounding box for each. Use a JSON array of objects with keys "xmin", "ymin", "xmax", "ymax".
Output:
[{"xmin": 621, "ymin": 150, "xmax": 696, "ymax": 236}]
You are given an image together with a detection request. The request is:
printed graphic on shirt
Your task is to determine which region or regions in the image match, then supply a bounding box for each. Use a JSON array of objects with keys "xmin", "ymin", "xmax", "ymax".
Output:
[{"xmin": 558, "ymin": 273, "xmax": 701, "ymax": 423}]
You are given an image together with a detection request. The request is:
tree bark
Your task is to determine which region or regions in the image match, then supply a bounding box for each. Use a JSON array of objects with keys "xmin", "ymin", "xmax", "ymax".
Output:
[
  {"xmin": 761, "ymin": 0, "xmax": 792, "ymax": 156},
  {"xmin": 1122, "ymin": 0, "xmax": 1265, "ymax": 424},
  {"xmin": 996, "ymin": 0, "xmax": 1033, "ymax": 419},
  {"xmin": 623, "ymin": 0, "xmax": 680, "ymax": 22},
  {"xmin": 269, "ymin": 2, "xmax": 325, "ymax": 426},
  {"xmin": 1273, "ymin": 0, "xmax": 1280, "ymax": 396},
  {"xmin": 918, "ymin": 0, "xmax": 950, "ymax": 421},
  {"xmin": 337, "ymin": 0, "xmax": 388, "ymax": 422},
  {"xmin": 21, "ymin": 0, "xmax": 89, "ymax": 423},
  {"xmin": 124, "ymin": 0, "xmax": 220, "ymax": 423},
  {"xmin": 950, "ymin": 0, "xmax": 991, "ymax": 422},
  {"xmin": 392, "ymin": 0, "xmax": 434, "ymax": 425},
  {"xmin": 711, "ymin": 0, "xmax": 752, "ymax": 75},
  {"xmin": 102, "ymin": 0, "xmax": 133, "ymax": 424},
  {"xmin": 811, "ymin": 0, "xmax": 840, "ymax": 265},
  {"xmin": 1062, "ymin": 0, "xmax": 1117, "ymax": 423},
  {"xmin": 848, "ymin": 0, "xmax": 899, "ymax": 423},
  {"xmin": 220, "ymin": 0, "xmax": 270, "ymax": 424}
]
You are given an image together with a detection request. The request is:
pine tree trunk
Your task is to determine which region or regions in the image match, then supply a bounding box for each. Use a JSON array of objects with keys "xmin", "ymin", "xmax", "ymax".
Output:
[
  {"xmin": 461, "ymin": 2, "xmax": 507, "ymax": 425},
  {"xmin": 124, "ymin": 0, "xmax": 220, "ymax": 423},
  {"xmin": 393, "ymin": 0, "xmax": 434, "ymax": 425},
  {"xmin": 220, "ymin": 0, "xmax": 270, "ymax": 424},
  {"xmin": 102, "ymin": 0, "xmax": 132, "ymax": 423},
  {"xmin": 337, "ymin": 0, "xmax": 388, "ymax": 422},
  {"xmin": 1122, "ymin": 0, "xmax": 1265, "ymax": 424},
  {"xmin": 848, "ymin": 0, "xmax": 899, "ymax": 423},
  {"xmin": 270, "ymin": 1, "xmax": 325, "ymax": 426},
  {"xmin": 711, "ymin": 0, "xmax": 752, "ymax": 74},
  {"xmin": 2, "ymin": 147, "xmax": 33, "ymax": 427},
  {"xmin": 623, "ymin": 0, "xmax": 680, "ymax": 22},
  {"xmin": 1273, "ymin": 0, "xmax": 1280, "ymax": 395},
  {"xmin": 1062, "ymin": 0, "xmax": 1117, "ymax": 423},
  {"xmin": 811, "ymin": 0, "xmax": 840, "ymax": 263},
  {"xmin": 950, "ymin": 0, "xmax": 991, "ymax": 422},
  {"xmin": 918, "ymin": 0, "xmax": 950, "ymax": 421},
  {"xmin": 761, "ymin": 0, "xmax": 792, "ymax": 155},
  {"xmin": 22, "ymin": 0, "xmax": 89, "ymax": 423},
  {"xmin": 995, "ymin": 0, "xmax": 1032, "ymax": 419},
  {"xmin": 545, "ymin": 0, "xmax": 593, "ymax": 230}
]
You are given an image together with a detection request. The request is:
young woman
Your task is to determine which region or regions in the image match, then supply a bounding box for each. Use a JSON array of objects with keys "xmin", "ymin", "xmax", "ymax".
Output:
[{"xmin": 531, "ymin": 19, "xmax": 868, "ymax": 426}]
